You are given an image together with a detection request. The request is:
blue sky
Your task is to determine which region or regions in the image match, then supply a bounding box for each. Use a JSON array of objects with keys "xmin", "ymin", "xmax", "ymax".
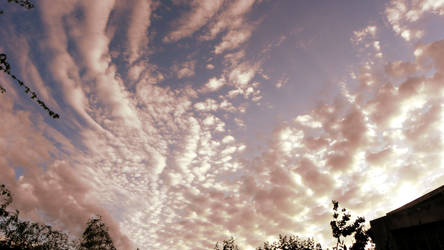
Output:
[{"xmin": 1, "ymin": 0, "xmax": 444, "ymax": 249}]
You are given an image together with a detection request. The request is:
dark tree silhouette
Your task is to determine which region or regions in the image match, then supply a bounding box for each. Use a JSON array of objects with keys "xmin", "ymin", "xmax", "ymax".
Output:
[
  {"xmin": 330, "ymin": 200, "xmax": 371, "ymax": 250},
  {"xmin": 214, "ymin": 237, "xmax": 240, "ymax": 250},
  {"xmin": 79, "ymin": 216, "xmax": 116, "ymax": 250},
  {"xmin": 215, "ymin": 234, "xmax": 322, "ymax": 250},
  {"xmin": 0, "ymin": 184, "xmax": 72, "ymax": 249},
  {"xmin": 0, "ymin": 0, "xmax": 60, "ymax": 119},
  {"xmin": 257, "ymin": 234, "xmax": 320, "ymax": 250},
  {"xmin": 0, "ymin": 184, "xmax": 12, "ymax": 209},
  {"xmin": 1, "ymin": 184, "xmax": 119, "ymax": 250}
]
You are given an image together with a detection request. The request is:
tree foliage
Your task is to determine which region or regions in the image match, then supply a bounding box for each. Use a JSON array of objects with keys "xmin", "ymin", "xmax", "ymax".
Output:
[
  {"xmin": 215, "ymin": 235, "xmax": 322, "ymax": 250},
  {"xmin": 214, "ymin": 200, "xmax": 374, "ymax": 250},
  {"xmin": 79, "ymin": 216, "xmax": 116, "ymax": 250},
  {"xmin": 214, "ymin": 237, "xmax": 240, "ymax": 250},
  {"xmin": 6, "ymin": 0, "xmax": 34, "ymax": 9},
  {"xmin": 257, "ymin": 234, "xmax": 321, "ymax": 250},
  {"xmin": 0, "ymin": 184, "xmax": 116, "ymax": 250},
  {"xmin": 330, "ymin": 200, "xmax": 370, "ymax": 250},
  {"xmin": 0, "ymin": 184, "xmax": 71, "ymax": 249}
]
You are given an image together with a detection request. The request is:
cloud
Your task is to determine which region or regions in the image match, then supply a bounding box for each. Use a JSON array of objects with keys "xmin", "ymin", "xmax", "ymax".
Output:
[
  {"xmin": 385, "ymin": 0, "xmax": 444, "ymax": 41},
  {"xmin": 275, "ymin": 75, "xmax": 289, "ymax": 89},
  {"xmin": 222, "ymin": 62, "xmax": 263, "ymax": 103},
  {"xmin": 210, "ymin": 36, "xmax": 444, "ymax": 247},
  {"xmin": 203, "ymin": 0, "xmax": 256, "ymax": 40},
  {"xmin": 36, "ymin": 0, "xmax": 95, "ymax": 125},
  {"xmin": 351, "ymin": 25, "xmax": 377, "ymax": 44},
  {"xmin": 126, "ymin": 0, "xmax": 153, "ymax": 64},
  {"xmin": 0, "ymin": 96, "xmax": 132, "ymax": 249},
  {"xmin": 172, "ymin": 60, "xmax": 196, "ymax": 79},
  {"xmin": 214, "ymin": 26, "xmax": 254, "ymax": 54},
  {"xmin": 384, "ymin": 60, "xmax": 418, "ymax": 79},
  {"xmin": 194, "ymin": 98, "xmax": 220, "ymax": 112},
  {"xmin": 294, "ymin": 114, "xmax": 322, "ymax": 128},
  {"xmin": 200, "ymin": 77, "xmax": 226, "ymax": 93},
  {"xmin": 201, "ymin": 0, "xmax": 258, "ymax": 54},
  {"xmin": 223, "ymin": 49, "xmax": 247, "ymax": 67},
  {"xmin": 163, "ymin": 0, "xmax": 224, "ymax": 42},
  {"xmin": 40, "ymin": 0, "xmax": 141, "ymax": 129}
]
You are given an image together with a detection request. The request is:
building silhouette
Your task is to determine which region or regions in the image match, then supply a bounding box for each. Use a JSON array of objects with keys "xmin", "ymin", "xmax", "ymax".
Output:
[{"xmin": 369, "ymin": 185, "xmax": 444, "ymax": 250}]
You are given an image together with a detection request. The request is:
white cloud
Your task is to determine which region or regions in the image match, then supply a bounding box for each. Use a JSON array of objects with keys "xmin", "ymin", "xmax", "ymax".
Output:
[
  {"xmin": 214, "ymin": 26, "xmax": 254, "ymax": 54},
  {"xmin": 351, "ymin": 25, "xmax": 377, "ymax": 44},
  {"xmin": 385, "ymin": 0, "xmax": 444, "ymax": 41},
  {"xmin": 200, "ymin": 77, "xmax": 226, "ymax": 93},
  {"xmin": 194, "ymin": 98, "xmax": 219, "ymax": 112},
  {"xmin": 201, "ymin": 0, "xmax": 259, "ymax": 54}
]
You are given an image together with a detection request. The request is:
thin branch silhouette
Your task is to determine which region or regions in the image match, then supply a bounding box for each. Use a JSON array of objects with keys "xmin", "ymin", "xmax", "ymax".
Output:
[
  {"xmin": 0, "ymin": 0, "xmax": 34, "ymax": 15},
  {"xmin": 0, "ymin": 53, "xmax": 60, "ymax": 118}
]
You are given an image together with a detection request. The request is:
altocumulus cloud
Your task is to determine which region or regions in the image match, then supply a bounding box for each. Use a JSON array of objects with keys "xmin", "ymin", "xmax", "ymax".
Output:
[{"xmin": 0, "ymin": 0, "xmax": 444, "ymax": 249}]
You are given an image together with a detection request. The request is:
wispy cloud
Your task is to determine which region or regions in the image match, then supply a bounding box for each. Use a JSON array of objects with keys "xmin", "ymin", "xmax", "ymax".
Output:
[
  {"xmin": 126, "ymin": 0, "xmax": 153, "ymax": 64},
  {"xmin": 163, "ymin": 0, "xmax": 224, "ymax": 43}
]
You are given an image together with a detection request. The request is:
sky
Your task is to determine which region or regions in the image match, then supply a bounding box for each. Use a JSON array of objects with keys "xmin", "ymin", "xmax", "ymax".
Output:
[{"xmin": 1, "ymin": 0, "xmax": 444, "ymax": 249}]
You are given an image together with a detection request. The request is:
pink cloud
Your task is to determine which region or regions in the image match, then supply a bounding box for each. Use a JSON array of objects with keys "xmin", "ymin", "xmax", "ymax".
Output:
[
  {"xmin": 126, "ymin": 0, "xmax": 153, "ymax": 64},
  {"xmin": 172, "ymin": 60, "xmax": 196, "ymax": 79},
  {"xmin": 0, "ymin": 97, "xmax": 132, "ymax": 249},
  {"xmin": 200, "ymin": 77, "xmax": 226, "ymax": 93},
  {"xmin": 201, "ymin": 0, "xmax": 259, "ymax": 54},
  {"xmin": 163, "ymin": 0, "xmax": 224, "ymax": 42},
  {"xmin": 385, "ymin": 0, "xmax": 444, "ymax": 41}
]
